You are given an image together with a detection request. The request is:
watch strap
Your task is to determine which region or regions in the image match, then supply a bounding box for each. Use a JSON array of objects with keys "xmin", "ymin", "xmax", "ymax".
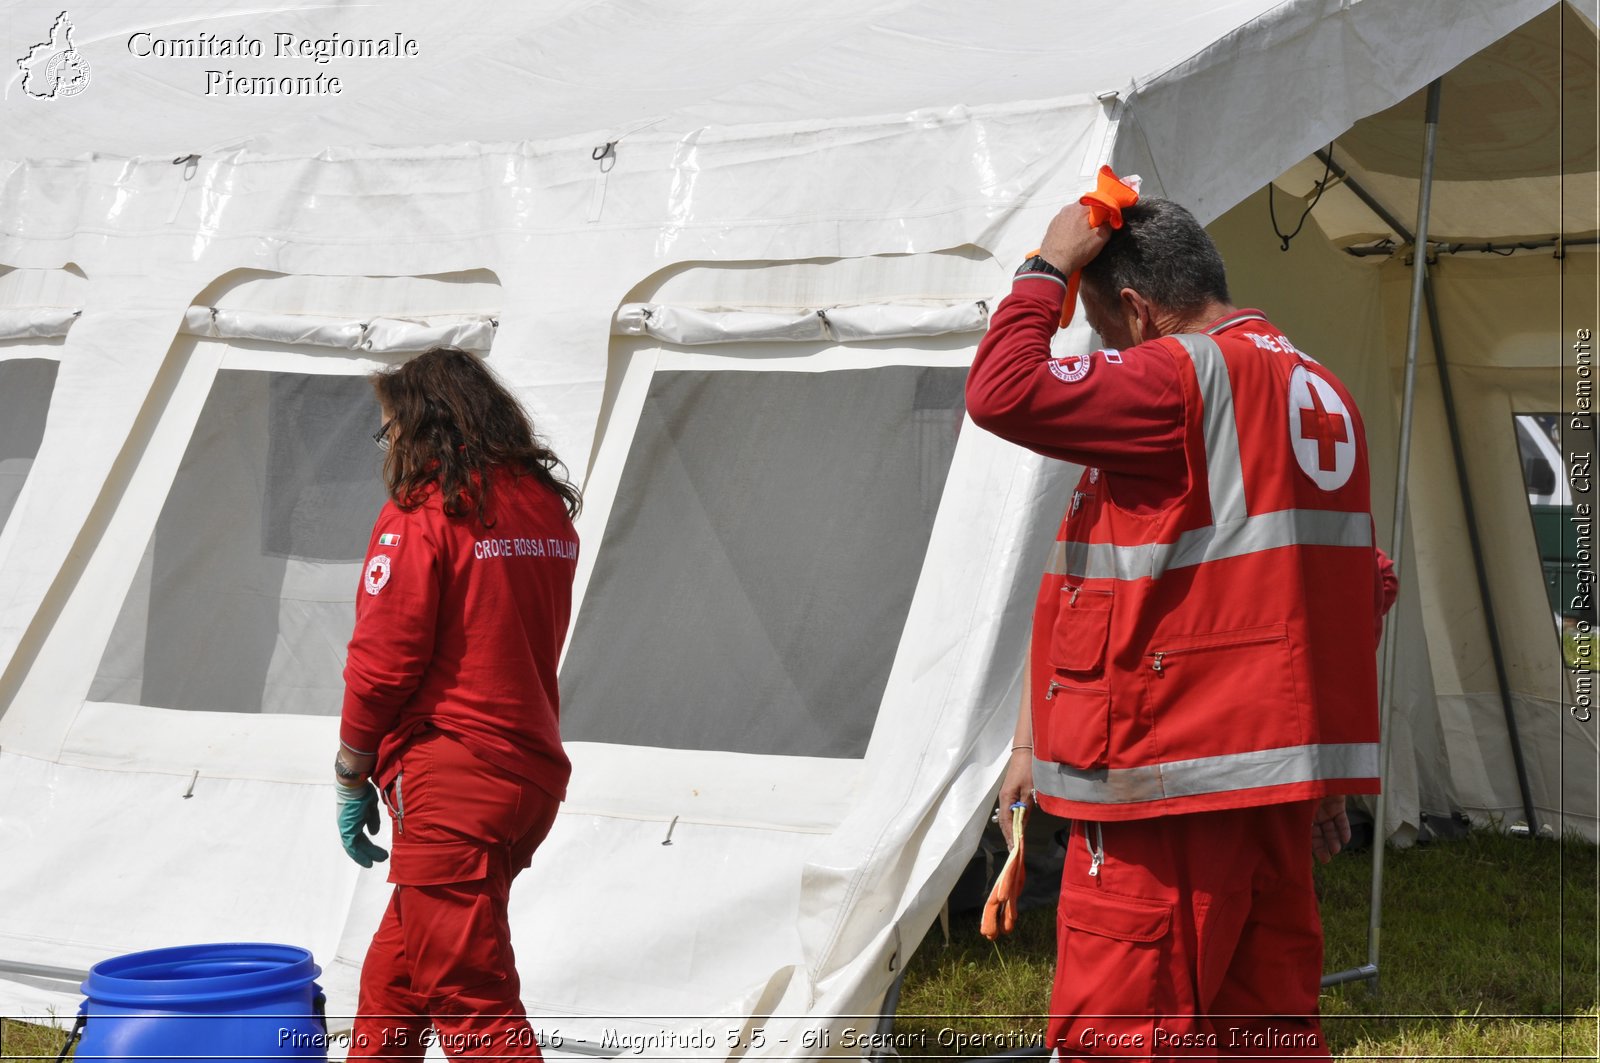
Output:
[{"xmin": 1016, "ymin": 253, "xmax": 1068, "ymax": 282}]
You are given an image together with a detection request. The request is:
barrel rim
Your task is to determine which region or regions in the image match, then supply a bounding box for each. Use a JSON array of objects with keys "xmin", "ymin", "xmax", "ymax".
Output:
[{"xmin": 81, "ymin": 942, "xmax": 323, "ymax": 1007}]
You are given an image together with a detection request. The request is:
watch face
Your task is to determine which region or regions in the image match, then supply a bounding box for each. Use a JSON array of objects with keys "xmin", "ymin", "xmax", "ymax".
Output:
[{"xmin": 1018, "ymin": 256, "xmax": 1061, "ymax": 279}]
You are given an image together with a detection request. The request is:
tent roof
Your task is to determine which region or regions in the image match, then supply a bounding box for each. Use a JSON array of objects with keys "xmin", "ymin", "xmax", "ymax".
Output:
[
  {"xmin": 0, "ymin": 0, "xmax": 1401, "ymax": 160},
  {"xmin": 1273, "ymin": 2, "xmax": 1598, "ymax": 248}
]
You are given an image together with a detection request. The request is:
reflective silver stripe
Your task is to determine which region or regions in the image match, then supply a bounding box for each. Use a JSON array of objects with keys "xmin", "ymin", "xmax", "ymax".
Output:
[
  {"xmin": 1170, "ymin": 333, "xmax": 1247, "ymax": 527},
  {"xmin": 1042, "ymin": 325, "xmax": 1368, "ymax": 581},
  {"xmin": 1032, "ymin": 742, "xmax": 1378, "ymax": 805},
  {"xmin": 1050, "ymin": 507, "xmax": 1371, "ymax": 580}
]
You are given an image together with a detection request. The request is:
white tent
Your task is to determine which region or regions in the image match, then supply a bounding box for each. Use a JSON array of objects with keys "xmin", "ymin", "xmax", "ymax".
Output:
[{"xmin": 0, "ymin": 0, "xmax": 1592, "ymax": 1050}]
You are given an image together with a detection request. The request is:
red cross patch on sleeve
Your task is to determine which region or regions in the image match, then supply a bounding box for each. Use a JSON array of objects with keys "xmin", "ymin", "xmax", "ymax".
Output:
[
  {"xmin": 1048, "ymin": 351, "xmax": 1092, "ymax": 383},
  {"xmin": 363, "ymin": 554, "xmax": 392, "ymax": 596}
]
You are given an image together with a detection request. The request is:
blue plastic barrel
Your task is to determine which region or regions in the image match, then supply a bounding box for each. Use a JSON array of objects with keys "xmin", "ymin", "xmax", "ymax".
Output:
[{"xmin": 72, "ymin": 942, "xmax": 328, "ymax": 1061}]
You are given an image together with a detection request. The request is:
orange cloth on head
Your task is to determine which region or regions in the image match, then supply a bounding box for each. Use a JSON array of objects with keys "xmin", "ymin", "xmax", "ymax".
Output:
[
  {"xmin": 1049, "ymin": 165, "xmax": 1141, "ymax": 328},
  {"xmin": 1081, "ymin": 164, "xmax": 1140, "ymax": 229}
]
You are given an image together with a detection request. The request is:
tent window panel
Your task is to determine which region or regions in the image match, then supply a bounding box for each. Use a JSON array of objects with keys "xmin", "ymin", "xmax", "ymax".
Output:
[
  {"xmin": 264, "ymin": 374, "xmax": 391, "ymax": 562},
  {"xmin": 561, "ymin": 364, "xmax": 966, "ymax": 758},
  {"xmin": 89, "ymin": 369, "xmax": 387, "ymax": 715},
  {"xmin": 0, "ymin": 358, "xmax": 60, "ymax": 531},
  {"xmin": 1514, "ymin": 413, "xmax": 1596, "ymax": 671}
]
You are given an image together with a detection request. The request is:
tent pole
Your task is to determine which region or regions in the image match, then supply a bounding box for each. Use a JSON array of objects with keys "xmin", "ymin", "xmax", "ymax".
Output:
[
  {"xmin": 1367, "ymin": 77, "xmax": 1442, "ymax": 995},
  {"xmin": 1422, "ymin": 271, "xmax": 1541, "ymax": 834}
]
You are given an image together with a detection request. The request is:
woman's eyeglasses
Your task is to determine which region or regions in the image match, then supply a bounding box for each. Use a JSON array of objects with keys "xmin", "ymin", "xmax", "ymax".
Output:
[{"xmin": 372, "ymin": 419, "xmax": 394, "ymax": 451}]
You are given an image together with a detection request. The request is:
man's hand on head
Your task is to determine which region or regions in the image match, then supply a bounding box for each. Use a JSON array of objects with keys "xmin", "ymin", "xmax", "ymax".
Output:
[{"xmin": 1039, "ymin": 203, "xmax": 1112, "ymax": 275}]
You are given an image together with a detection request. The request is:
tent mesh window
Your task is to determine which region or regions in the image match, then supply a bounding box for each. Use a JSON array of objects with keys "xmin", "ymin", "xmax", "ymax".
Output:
[
  {"xmin": 89, "ymin": 370, "xmax": 386, "ymax": 715},
  {"xmin": 0, "ymin": 358, "xmax": 60, "ymax": 532},
  {"xmin": 561, "ymin": 364, "xmax": 966, "ymax": 757}
]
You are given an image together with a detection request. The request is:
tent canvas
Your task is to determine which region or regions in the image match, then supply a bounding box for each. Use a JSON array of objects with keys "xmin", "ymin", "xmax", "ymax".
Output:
[{"xmin": 0, "ymin": 0, "xmax": 1592, "ymax": 1050}]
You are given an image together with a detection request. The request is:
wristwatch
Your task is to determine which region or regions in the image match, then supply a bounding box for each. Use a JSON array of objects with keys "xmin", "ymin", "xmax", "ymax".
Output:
[
  {"xmin": 1016, "ymin": 254, "xmax": 1068, "ymax": 281},
  {"xmin": 333, "ymin": 753, "xmax": 367, "ymax": 784}
]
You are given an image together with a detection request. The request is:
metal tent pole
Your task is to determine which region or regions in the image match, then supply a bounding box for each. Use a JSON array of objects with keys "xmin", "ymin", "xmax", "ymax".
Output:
[
  {"xmin": 1366, "ymin": 77, "xmax": 1443, "ymax": 996},
  {"xmin": 1315, "ymin": 133, "xmax": 1542, "ymax": 839}
]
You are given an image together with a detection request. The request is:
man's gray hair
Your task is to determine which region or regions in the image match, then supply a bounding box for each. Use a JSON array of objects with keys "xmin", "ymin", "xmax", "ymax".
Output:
[{"xmin": 1081, "ymin": 199, "xmax": 1230, "ymax": 314}]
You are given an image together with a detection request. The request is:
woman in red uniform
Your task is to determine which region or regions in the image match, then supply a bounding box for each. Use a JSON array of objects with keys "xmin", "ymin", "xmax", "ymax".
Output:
[{"xmin": 332, "ymin": 346, "xmax": 581, "ymax": 1060}]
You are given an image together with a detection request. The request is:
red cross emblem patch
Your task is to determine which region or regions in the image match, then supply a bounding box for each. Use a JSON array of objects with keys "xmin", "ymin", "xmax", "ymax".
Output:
[
  {"xmin": 1047, "ymin": 350, "xmax": 1092, "ymax": 383},
  {"xmin": 1288, "ymin": 366, "xmax": 1354, "ymax": 490},
  {"xmin": 364, "ymin": 554, "xmax": 392, "ymax": 596}
]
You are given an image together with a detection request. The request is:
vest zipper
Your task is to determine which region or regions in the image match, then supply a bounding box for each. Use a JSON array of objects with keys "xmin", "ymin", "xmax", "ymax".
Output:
[
  {"xmin": 1044, "ymin": 679, "xmax": 1063, "ymax": 700},
  {"xmin": 1148, "ymin": 631, "xmax": 1285, "ymax": 674}
]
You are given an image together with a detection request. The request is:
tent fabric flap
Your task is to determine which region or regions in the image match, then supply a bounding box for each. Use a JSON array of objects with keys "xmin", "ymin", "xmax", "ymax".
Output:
[
  {"xmin": 0, "ymin": 307, "xmax": 78, "ymax": 340},
  {"xmin": 180, "ymin": 306, "xmax": 496, "ymax": 353},
  {"xmin": 613, "ymin": 302, "xmax": 990, "ymax": 345}
]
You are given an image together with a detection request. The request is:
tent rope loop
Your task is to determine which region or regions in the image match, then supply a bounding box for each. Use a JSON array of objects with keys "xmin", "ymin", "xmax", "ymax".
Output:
[{"xmin": 1268, "ymin": 143, "xmax": 1335, "ymax": 251}]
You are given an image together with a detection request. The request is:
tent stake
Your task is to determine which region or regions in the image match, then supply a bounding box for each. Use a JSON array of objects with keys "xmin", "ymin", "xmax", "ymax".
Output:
[{"xmin": 1367, "ymin": 77, "xmax": 1444, "ymax": 998}]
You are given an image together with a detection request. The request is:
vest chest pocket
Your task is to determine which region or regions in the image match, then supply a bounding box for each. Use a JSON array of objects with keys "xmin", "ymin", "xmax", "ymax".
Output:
[
  {"xmin": 1143, "ymin": 623, "xmax": 1303, "ymax": 762},
  {"xmin": 1037, "ymin": 586, "xmax": 1114, "ymax": 771},
  {"xmin": 1049, "ymin": 586, "xmax": 1113, "ymax": 675}
]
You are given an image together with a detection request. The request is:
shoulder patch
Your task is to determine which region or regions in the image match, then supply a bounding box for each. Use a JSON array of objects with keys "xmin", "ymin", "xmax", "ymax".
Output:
[
  {"xmin": 377, "ymin": 533, "xmax": 401, "ymax": 547},
  {"xmin": 364, "ymin": 554, "xmax": 392, "ymax": 596},
  {"xmin": 1048, "ymin": 350, "xmax": 1093, "ymax": 383}
]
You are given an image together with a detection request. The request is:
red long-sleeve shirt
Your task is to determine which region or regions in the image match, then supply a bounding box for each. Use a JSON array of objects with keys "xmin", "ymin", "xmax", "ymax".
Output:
[
  {"xmin": 967, "ymin": 274, "xmax": 1189, "ymax": 512},
  {"xmin": 340, "ymin": 470, "xmax": 578, "ymax": 798}
]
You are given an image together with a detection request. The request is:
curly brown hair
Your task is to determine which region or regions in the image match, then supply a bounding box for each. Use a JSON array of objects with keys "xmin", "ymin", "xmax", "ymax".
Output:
[{"xmin": 371, "ymin": 346, "xmax": 581, "ymax": 524}]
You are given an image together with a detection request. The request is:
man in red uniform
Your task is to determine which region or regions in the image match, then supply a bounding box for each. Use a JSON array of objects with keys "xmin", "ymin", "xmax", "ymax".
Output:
[
  {"xmin": 332, "ymin": 347, "xmax": 581, "ymax": 1060},
  {"xmin": 966, "ymin": 199, "xmax": 1395, "ymax": 1057}
]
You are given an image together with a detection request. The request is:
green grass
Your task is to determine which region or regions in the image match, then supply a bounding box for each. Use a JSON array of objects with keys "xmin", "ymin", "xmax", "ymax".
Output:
[
  {"xmin": 0, "ymin": 1017, "xmax": 69, "ymax": 1059},
  {"xmin": 896, "ymin": 829, "xmax": 1598, "ymax": 1059},
  {"xmin": 5, "ymin": 831, "xmax": 1595, "ymax": 1059}
]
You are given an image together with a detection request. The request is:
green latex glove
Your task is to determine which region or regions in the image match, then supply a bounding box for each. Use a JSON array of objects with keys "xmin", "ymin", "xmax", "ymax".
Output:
[{"xmin": 336, "ymin": 781, "xmax": 389, "ymax": 868}]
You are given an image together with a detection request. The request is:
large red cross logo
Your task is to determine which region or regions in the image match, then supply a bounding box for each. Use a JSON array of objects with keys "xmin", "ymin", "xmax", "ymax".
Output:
[{"xmin": 1298, "ymin": 385, "xmax": 1348, "ymax": 471}]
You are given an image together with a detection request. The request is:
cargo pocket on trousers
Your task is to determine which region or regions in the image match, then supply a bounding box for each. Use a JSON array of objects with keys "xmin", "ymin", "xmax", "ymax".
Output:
[
  {"xmin": 388, "ymin": 837, "xmax": 490, "ymax": 887},
  {"xmin": 1051, "ymin": 886, "xmax": 1172, "ymax": 1044}
]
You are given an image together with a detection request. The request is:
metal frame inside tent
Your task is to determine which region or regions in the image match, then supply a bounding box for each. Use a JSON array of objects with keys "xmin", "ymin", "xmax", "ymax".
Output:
[{"xmin": 1316, "ymin": 78, "xmax": 1554, "ymax": 993}]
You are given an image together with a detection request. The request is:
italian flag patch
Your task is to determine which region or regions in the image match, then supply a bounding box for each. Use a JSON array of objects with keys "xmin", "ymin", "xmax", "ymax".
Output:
[{"xmin": 378, "ymin": 533, "xmax": 401, "ymax": 546}]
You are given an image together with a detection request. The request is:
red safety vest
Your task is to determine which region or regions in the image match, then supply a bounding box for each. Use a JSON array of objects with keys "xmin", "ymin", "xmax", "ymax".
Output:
[{"xmin": 1030, "ymin": 311, "xmax": 1382, "ymax": 821}]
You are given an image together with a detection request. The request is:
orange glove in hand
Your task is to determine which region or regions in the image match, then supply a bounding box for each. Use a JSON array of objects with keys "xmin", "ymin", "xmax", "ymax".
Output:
[
  {"xmin": 1036, "ymin": 165, "xmax": 1141, "ymax": 329},
  {"xmin": 980, "ymin": 804, "xmax": 1028, "ymax": 940}
]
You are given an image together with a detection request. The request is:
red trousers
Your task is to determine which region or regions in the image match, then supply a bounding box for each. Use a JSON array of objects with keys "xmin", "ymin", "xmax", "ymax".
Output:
[
  {"xmin": 349, "ymin": 730, "xmax": 560, "ymax": 1062},
  {"xmin": 1048, "ymin": 801, "xmax": 1329, "ymax": 1061}
]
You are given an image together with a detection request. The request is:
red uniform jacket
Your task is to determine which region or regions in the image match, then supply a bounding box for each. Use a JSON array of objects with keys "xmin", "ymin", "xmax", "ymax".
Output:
[
  {"xmin": 968, "ymin": 273, "xmax": 1391, "ymax": 820},
  {"xmin": 340, "ymin": 470, "xmax": 578, "ymax": 799}
]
